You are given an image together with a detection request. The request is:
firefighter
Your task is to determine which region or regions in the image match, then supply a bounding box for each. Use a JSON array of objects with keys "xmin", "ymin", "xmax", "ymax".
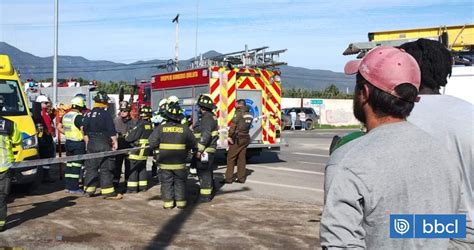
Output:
[
  {"xmin": 223, "ymin": 99, "xmax": 254, "ymax": 184},
  {"xmin": 57, "ymin": 96, "xmax": 87, "ymax": 194},
  {"xmin": 33, "ymin": 95, "xmax": 56, "ymax": 183},
  {"xmin": 166, "ymin": 96, "xmax": 188, "ymax": 125},
  {"xmin": 0, "ymin": 96, "xmax": 21, "ymax": 232},
  {"xmin": 125, "ymin": 105, "xmax": 153, "ymax": 193},
  {"xmin": 150, "ymin": 99, "xmax": 168, "ymax": 178},
  {"xmin": 113, "ymin": 101, "xmax": 135, "ymax": 190},
  {"xmin": 149, "ymin": 103, "xmax": 196, "ymax": 209},
  {"xmin": 82, "ymin": 91, "xmax": 122, "ymax": 200},
  {"xmin": 194, "ymin": 94, "xmax": 218, "ymax": 202}
]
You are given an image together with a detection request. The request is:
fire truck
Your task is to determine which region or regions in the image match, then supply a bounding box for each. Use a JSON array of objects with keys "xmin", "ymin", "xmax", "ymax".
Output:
[{"xmin": 135, "ymin": 46, "xmax": 288, "ymax": 156}]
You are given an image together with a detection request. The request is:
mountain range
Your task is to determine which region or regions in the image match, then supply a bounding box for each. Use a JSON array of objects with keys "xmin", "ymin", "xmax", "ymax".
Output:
[{"xmin": 0, "ymin": 42, "xmax": 354, "ymax": 91}]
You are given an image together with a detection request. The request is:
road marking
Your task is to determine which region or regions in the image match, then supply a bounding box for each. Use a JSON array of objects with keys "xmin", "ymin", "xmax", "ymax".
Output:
[
  {"xmin": 292, "ymin": 152, "xmax": 329, "ymax": 158},
  {"xmin": 248, "ymin": 164, "xmax": 324, "ymax": 175},
  {"xmin": 298, "ymin": 161, "xmax": 326, "ymax": 166},
  {"xmin": 246, "ymin": 179, "xmax": 324, "ymax": 192}
]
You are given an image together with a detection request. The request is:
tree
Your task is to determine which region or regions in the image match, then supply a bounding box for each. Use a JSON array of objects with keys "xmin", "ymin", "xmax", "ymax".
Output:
[{"xmin": 282, "ymin": 85, "xmax": 352, "ymax": 99}]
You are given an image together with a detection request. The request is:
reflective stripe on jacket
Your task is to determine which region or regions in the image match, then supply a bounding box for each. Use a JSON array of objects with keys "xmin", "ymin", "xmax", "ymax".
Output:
[
  {"xmin": 148, "ymin": 121, "xmax": 196, "ymax": 170},
  {"xmin": 63, "ymin": 111, "xmax": 83, "ymax": 141},
  {"xmin": 0, "ymin": 117, "xmax": 21, "ymax": 172},
  {"xmin": 125, "ymin": 119, "xmax": 153, "ymax": 161},
  {"xmin": 195, "ymin": 111, "xmax": 218, "ymax": 153}
]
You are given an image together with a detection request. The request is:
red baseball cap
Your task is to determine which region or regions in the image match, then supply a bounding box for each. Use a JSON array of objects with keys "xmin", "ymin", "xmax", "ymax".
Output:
[{"xmin": 344, "ymin": 46, "xmax": 421, "ymax": 99}]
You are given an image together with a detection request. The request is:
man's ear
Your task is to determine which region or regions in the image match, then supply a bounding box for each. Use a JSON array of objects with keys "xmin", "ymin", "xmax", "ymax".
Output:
[{"xmin": 361, "ymin": 84, "xmax": 370, "ymax": 102}]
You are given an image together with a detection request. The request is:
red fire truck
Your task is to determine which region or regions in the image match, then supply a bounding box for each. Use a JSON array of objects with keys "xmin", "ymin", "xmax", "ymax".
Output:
[{"xmin": 136, "ymin": 46, "xmax": 288, "ymax": 156}]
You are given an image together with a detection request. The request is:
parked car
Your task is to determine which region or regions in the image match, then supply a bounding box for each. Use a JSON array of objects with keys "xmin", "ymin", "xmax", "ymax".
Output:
[{"xmin": 282, "ymin": 107, "xmax": 319, "ymax": 130}]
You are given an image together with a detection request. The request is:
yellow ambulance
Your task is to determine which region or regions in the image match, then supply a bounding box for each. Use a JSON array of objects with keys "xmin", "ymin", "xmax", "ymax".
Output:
[{"xmin": 0, "ymin": 55, "xmax": 40, "ymax": 185}]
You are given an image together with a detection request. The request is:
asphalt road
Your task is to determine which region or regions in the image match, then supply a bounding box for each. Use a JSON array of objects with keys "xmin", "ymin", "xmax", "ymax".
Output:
[
  {"xmin": 214, "ymin": 129, "xmax": 356, "ymax": 206},
  {"xmin": 1, "ymin": 129, "xmax": 356, "ymax": 249}
]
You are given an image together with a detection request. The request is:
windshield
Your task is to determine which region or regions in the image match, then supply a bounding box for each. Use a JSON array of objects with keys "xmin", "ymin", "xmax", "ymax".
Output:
[{"xmin": 0, "ymin": 79, "xmax": 27, "ymax": 116}]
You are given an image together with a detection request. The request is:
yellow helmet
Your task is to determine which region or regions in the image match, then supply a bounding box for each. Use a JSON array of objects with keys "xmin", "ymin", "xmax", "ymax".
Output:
[{"xmin": 71, "ymin": 96, "xmax": 86, "ymax": 108}]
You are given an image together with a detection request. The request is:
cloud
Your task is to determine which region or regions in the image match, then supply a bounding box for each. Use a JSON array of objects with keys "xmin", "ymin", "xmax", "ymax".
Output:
[{"xmin": 1, "ymin": 0, "xmax": 472, "ymax": 72}]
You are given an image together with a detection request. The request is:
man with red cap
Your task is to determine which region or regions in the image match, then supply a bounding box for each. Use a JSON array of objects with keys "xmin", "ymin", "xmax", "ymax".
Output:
[{"xmin": 320, "ymin": 46, "xmax": 462, "ymax": 249}]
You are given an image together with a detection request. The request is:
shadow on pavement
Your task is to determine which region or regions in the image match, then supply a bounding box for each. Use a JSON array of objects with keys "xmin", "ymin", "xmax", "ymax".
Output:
[
  {"xmin": 10, "ymin": 164, "xmax": 69, "ymax": 202},
  {"xmin": 146, "ymin": 172, "xmax": 250, "ymax": 248},
  {"xmin": 6, "ymin": 196, "xmax": 78, "ymax": 230},
  {"xmin": 214, "ymin": 151, "xmax": 285, "ymax": 166}
]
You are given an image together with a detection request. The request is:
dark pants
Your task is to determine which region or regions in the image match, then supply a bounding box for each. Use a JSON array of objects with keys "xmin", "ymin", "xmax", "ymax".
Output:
[
  {"xmin": 128, "ymin": 160, "xmax": 148, "ymax": 192},
  {"xmin": 225, "ymin": 135, "xmax": 250, "ymax": 182},
  {"xmin": 84, "ymin": 135, "xmax": 116, "ymax": 196},
  {"xmin": 160, "ymin": 169, "xmax": 187, "ymax": 208},
  {"xmin": 114, "ymin": 153, "xmax": 131, "ymax": 183},
  {"xmin": 65, "ymin": 140, "xmax": 85, "ymax": 191},
  {"xmin": 151, "ymin": 150, "xmax": 159, "ymax": 177},
  {"xmin": 0, "ymin": 170, "xmax": 10, "ymax": 229},
  {"xmin": 196, "ymin": 153, "xmax": 215, "ymax": 200},
  {"xmin": 38, "ymin": 134, "xmax": 55, "ymax": 173}
]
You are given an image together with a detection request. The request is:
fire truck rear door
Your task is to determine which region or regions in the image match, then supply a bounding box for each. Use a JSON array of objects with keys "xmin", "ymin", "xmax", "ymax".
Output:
[{"xmin": 236, "ymin": 90, "xmax": 262, "ymax": 142}]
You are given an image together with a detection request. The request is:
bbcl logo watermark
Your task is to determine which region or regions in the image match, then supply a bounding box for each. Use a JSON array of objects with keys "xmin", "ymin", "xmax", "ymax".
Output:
[{"xmin": 390, "ymin": 214, "xmax": 466, "ymax": 238}]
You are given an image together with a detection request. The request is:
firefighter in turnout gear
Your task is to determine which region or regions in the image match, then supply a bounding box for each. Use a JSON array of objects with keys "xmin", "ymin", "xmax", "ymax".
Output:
[
  {"xmin": 194, "ymin": 94, "xmax": 218, "ymax": 202},
  {"xmin": 0, "ymin": 96, "xmax": 21, "ymax": 232},
  {"xmin": 113, "ymin": 101, "xmax": 136, "ymax": 189},
  {"xmin": 150, "ymin": 99, "xmax": 168, "ymax": 178},
  {"xmin": 149, "ymin": 103, "xmax": 196, "ymax": 209},
  {"xmin": 223, "ymin": 99, "xmax": 254, "ymax": 184},
  {"xmin": 82, "ymin": 91, "xmax": 122, "ymax": 200},
  {"xmin": 58, "ymin": 96, "xmax": 86, "ymax": 194},
  {"xmin": 125, "ymin": 105, "xmax": 153, "ymax": 193}
]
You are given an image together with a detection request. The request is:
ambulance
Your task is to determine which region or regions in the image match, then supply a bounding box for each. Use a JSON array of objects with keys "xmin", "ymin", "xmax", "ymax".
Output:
[{"xmin": 0, "ymin": 55, "xmax": 40, "ymax": 185}]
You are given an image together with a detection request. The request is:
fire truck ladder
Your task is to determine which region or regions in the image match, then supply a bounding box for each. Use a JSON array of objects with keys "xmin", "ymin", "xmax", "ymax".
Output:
[{"xmin": 191, "ymin": 45, "xmax": 287, "ymax": 69}]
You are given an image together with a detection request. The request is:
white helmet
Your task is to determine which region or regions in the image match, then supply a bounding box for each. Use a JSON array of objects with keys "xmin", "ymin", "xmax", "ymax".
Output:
[
  {"xmin": 36, "ymin": 95, "xmax": 49, "ymax": 103},
  {"xmin": 158, "ymin": 99, "xmax": 168, "ymax": 108},
  {"xmin": 167, "ymin": 96, "xmax": 179, "ymax": 104}
]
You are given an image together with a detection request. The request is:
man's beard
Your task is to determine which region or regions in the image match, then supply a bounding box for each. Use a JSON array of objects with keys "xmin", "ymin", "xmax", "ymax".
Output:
[{"xmin": 353, "ymin": 95, "xmax": 367, "ymax": 125}]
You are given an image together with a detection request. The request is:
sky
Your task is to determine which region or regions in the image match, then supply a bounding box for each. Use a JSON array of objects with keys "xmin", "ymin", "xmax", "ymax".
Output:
[{"xmin": 0, "ymin": 0, "xmax": 473, "ymax": 72}]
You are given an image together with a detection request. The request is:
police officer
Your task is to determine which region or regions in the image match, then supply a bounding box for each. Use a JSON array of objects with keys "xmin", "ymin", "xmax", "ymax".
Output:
[
  {"xmin": 58, "ymin": 96, "xmax": 86, "ymax": 194},
  {"xmin": 0, "ymin": 96, "xmax": 21, "ymax": 232},
  {"xmin": 125, "ymin": 105, "xmax": 153, "ymax": 193},
  {"xmin": 82, "ymin": 91, "xmax": 122, "ymax": 200},
  {"xmin": 223, "ymin": 99, "xmax": 254, "ymax": 184},
  {"xmin": 194, "ymin": 94, "xmax": 218, "ymax": 202},
  {"xmin": 149, "ymin": 103, "xmax": 196, "ymax": 209},
  {"xmin": 113, "ymin": 101, "xmax": 136, "ymax": 189},
  {"xmin": 150, "ymin": 99, "xmax": 168, "ymax": 178}
]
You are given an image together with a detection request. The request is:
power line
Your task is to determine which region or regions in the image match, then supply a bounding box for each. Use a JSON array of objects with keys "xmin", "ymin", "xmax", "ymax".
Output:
[
  {"xmin": 26, "ymin": 64, "xmax": 157, "ymax": 74},
  {"xmin": 15, "ymin": 60, "xmax": 169, "ymax": 70}
]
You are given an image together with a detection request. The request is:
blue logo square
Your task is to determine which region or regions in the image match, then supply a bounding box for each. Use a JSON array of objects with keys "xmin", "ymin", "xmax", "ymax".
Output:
[
  {"xmin": 414, "ymin": 214, "xmax": 466, "ymax": 238},
  {"xmin": 390, "ymin": 214, "xmax": 414, "ymax": 238}
]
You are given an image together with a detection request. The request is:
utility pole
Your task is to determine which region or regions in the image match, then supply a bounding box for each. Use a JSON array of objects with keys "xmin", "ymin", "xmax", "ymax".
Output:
[
  {"xmin": 172, "ymin": 14, "xmax": 179, "ymax": 71},
  {"xmin": 53, "ymin": 0, "xmax": 59, "ymax": 105},
  {"xmin": 194, "ymin": 0, "xmax": 199, "ymax": 63}
]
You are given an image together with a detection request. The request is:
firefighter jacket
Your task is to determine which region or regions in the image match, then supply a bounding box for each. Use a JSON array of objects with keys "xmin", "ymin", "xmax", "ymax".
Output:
[
  {"xmin": 125, "ymin": 119, "xmax": 153, "ymax": 161},
  {"xmin": 114, "ymin": 116, "xmax": 136, "ymax": 149},
  {"xmin": 62, "ymin": 110, "xmax": 84, "ymax": 141},
  {"xmin": 228, "ymin": 106, "xmax": 253, "ymax": 139},
  {"xmin": 194, "ymin": 111, "xmax": 218, "ymax": 154},
  {"xmin": 148, "ymin": 121, "xmax": 196, "ymax": 170},
  {"xmin": 0, "ymin": 116, "xmax": 21, "ymax": 173}
]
